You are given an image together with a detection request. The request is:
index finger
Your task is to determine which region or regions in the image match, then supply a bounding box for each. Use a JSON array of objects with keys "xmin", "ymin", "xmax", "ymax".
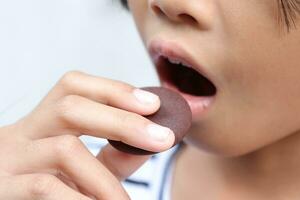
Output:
[{"xmin": 45, "ymin": 71, "xmax": 161, "ymax": 116}]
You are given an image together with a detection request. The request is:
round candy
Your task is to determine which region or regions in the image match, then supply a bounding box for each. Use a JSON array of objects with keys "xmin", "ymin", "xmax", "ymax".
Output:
[{"xmin": 108, "ymin": 87, "xmax": 192, "ymax": 155}]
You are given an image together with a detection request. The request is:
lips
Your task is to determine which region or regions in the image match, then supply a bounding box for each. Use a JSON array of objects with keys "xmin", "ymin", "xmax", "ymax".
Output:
[{"xmin": 148, "ymin": 39, "xmax": 217, "ymax": 118}]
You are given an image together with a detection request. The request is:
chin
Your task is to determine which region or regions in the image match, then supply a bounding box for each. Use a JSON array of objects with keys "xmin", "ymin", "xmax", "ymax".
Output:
[{"xmin": 183, "ymin": 126, "xmax": 263, "ymax": 158}]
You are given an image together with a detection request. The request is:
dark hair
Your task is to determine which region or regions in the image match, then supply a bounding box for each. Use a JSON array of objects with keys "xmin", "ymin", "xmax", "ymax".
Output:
[
  {"xmin": 120, "ymin": 0, "xmax": 128, "ymax": 9},
  {"xmin": 277, "ymin": 0, "xmax": 300, "ymax": 32}
]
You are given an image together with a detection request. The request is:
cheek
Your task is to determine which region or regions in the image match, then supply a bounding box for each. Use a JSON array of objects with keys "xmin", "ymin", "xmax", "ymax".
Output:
[
  {"xmin": 187, "ymin": 12, "xmax": 300, "ymax": 157},
  {"xmin": 187, "ymin": 73, "xmax": 300, "ymax": 158},
  {"xmin": 224, "ymin": 29, "xmax": 300, "ymax": 137},
  {"xmin": 128, "ymin": 0, "xmax": 149, "ymax": 40}
]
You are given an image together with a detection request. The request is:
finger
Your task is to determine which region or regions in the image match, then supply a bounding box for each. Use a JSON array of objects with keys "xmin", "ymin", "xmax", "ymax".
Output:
[
  {"xmin": 56, "ymin": 172, "xmax": 80, "ymax": 192},
  {"xmin": 97, "ymin": 144, "xmax": 151, "ymax": 181},
  {"xmin": 50, "ymin": 172, "xmax": 97, "ymax": 199},
  {"xmin": 56, "ymin": 174, "xmax": 96, "ymax": 200},
  {"xmin": 45, "ymin": 71, "xmax": 160, "ymax": 115},
  {"xmin": 27, "ymin": 95, "xmax": 175, "ymax": 153},
  {"xmin": 14, "ymin": 136, "xmax": 130, "ymax": 200},
  {"xmin": 0, "ymin": 174, "xmax": 93, "ymax": 200}
]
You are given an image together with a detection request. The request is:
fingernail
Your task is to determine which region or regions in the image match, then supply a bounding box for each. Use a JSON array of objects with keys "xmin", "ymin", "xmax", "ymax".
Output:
[
  {"xmin": 147, "ymin": 124, "xmax": 173, "ymax": 142},
  {"xmin": 133, "ymin": 89, "xmax": 159, "ymax": 104}
]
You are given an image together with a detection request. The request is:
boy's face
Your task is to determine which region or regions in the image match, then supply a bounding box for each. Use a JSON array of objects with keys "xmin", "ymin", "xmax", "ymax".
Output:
[{"xmin": 127, "ymin": 0, "xmax": 300, "ymax": 156}]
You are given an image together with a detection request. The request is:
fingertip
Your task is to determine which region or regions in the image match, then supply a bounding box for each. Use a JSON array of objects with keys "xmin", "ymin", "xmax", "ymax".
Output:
[
  {"xmin": 123, "ymin": 123, "xmax": 176, "ymax": 154},
  {"xmin": 151, "ymin": 127, "xmax": 176, "ymax": 152},
  {"xmin": 132, "ymin": 88, "xmax": 161, "ymax": 115}
]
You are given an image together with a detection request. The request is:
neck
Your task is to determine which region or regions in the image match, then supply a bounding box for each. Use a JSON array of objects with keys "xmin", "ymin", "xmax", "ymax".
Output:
[
  {"xmin": 175, "ymin": 131, "xmax": 300, "ymax": 199},
  {"xmin": 225, "ymin": 131, "xmax": 300, "ymax": 189}
]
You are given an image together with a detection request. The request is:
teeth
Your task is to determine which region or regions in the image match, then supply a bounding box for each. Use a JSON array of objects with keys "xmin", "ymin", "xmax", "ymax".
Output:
[
  {"xmin": 167, "ymin": 57, "xmax": 193, "ymax": 68},
  {"xmin": 168, "ymin": 57, "xmax": 182, "ymax": 65},
  {"xmin": 182, "ymin": 62, "xmax": 193, "ymax": 68}
]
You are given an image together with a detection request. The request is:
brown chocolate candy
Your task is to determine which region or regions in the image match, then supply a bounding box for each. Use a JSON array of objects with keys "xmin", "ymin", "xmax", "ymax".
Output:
[{"xmin": 108, "ymin": 87, "xmax": 192, "ymax": 155}]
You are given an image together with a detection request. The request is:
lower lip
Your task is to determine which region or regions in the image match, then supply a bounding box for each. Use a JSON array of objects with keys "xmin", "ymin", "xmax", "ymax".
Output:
[{"xmin": 161, "ymin": 81, "xmax": 215, "ymax": 119}]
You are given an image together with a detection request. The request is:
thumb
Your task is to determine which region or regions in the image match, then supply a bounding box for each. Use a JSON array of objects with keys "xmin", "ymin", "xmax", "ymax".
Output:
[{"xmin": 96, "ymin": 144, "xmax": 151, "ymax": 181}]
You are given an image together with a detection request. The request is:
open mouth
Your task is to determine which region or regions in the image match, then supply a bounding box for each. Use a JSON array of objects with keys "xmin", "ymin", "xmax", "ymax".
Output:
[
  {"xmin": 156, "ymin": 56, "xmax": 217, "ymax": 97},
  {"xmin": 149, "ymin": 39, "xmax": 217, "ymax": 118}
]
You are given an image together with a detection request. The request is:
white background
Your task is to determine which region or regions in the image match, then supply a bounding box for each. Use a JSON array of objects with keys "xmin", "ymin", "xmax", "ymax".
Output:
[{"xmin": 0, "ymin": 0, "xmax": 159, "ymax": 126}]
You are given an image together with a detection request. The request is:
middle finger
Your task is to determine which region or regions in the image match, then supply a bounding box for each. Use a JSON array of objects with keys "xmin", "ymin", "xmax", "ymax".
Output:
[{"xmin": 29, "ymin": 95, "xmax": 175, "ymax": 153}]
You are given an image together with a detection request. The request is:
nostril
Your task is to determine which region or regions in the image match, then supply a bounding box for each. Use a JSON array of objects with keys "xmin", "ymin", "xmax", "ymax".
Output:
[
  {"xmin": 178, "ymin": 13, "xmax": 198, "ymax": 25},
  {"xmin": 151, "ymin": 3, "xmax": 198, "ymax": 25},
  {"xmin": 151, "ymin": 4, "xmax": 164, "ymax": 16}
]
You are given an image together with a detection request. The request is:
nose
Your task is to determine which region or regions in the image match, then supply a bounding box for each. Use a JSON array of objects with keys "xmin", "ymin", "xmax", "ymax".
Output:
[{"xmin": 149, "ymin": 0, "xmax": 214, "ymax": 29}]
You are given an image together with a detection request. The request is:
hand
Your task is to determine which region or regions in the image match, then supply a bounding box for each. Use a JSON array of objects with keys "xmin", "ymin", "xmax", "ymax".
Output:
[{"xmin": 0, "ymin": 71, "xmax": 175, "ymax": 200}]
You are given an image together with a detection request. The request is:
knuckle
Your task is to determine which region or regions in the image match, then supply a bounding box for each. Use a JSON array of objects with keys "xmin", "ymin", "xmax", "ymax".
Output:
[
  {"xmin": 59, "ymin": 70, "xmax": 83, "ymax": 90},
  {"xmin": 118, "ymin": 113, "xmax": 145, "ymax": 136},
  {"xmin": 55, "ymin": 135, "xmax": 83, "ymax": 156},
  {"xmin": 102, "ymin": 77, "xmax": 133, "ymax": 92},
  {"xmin": 114, "ymin": 81, "xmax": 133, "ymax": 92},
  {"xmin": 56, "ymin": 95, "xmax": 81, "ymax": 122},
  {"xmin": 119, "ymin": 113, "xmax": 136, "ymax": 125},
  {"xmin": 30, "ymin": 174, "xmax": 59, "ymax": 198}
]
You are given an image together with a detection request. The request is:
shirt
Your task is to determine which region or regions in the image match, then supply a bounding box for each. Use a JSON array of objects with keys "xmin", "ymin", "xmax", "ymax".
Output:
[{"xmin": 81, "ymin": 136, "xmax": 180, "ymax": 200}]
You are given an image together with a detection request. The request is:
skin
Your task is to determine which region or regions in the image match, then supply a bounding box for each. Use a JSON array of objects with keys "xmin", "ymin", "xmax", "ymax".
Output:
[
  {"xmin": 0, "ymin": 71, "xmax": 175, "ymax": 199},
  {"xmin": 127, "ymin": 0, "xmax": 300, "ymax": 199}
]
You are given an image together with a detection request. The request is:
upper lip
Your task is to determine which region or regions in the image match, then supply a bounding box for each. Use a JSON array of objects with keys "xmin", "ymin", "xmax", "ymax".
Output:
[{"xmin": 148, "ymin": 39, "xmax": 215, "ymax": 87}]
